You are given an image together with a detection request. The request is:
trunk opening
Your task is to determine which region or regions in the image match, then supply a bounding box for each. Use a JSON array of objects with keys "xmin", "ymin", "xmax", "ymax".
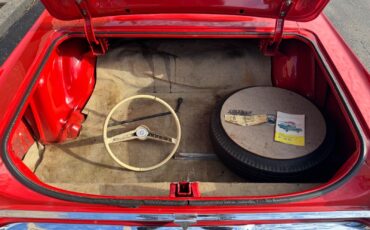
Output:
[{"xmin": 8, "ymin": 37, "xmax": 359, "ymax": 198}]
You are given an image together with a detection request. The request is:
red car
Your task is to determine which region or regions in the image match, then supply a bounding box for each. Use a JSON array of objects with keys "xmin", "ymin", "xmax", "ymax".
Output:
[{"xmin": 0, "ymin": 0, "xmax": 369, "ymax": 229}]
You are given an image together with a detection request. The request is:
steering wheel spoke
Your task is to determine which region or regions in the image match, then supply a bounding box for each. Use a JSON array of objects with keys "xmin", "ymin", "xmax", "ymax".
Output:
[
  {"xmin": 147, "ymin": 131, "xmax": 177, "ymax": 144},
  {"xmin": 107, "ymin": 129, "xmax": 137, "ymax": 144}
]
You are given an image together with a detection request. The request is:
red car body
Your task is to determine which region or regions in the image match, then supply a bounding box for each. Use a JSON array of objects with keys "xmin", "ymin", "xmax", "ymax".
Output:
[{"xmin": 0, "ymin": 0, "xmax": 369, "ymax": 228}]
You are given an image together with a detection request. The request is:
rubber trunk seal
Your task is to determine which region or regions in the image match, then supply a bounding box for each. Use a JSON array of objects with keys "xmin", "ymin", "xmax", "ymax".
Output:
[{"xmin": 0, "ymin": 31, "xmax": 366, "ymax": 207}]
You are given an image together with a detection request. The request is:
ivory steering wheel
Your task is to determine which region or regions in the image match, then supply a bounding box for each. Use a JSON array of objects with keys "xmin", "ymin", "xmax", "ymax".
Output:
[{"xmin": 103, "ymin": 95, "xmax": 181, "ymax": 171}]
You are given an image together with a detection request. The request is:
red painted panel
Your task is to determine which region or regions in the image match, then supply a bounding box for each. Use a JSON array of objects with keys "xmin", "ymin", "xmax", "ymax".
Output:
[
  {"xmin": 25, "ymin": 38, "xmax": 96, "ymax": 143},
  {"xmin": 40, "ymin": 0, "xmax": 329, "ymax": 22},
  {"xmin": 9, "ymin": 119, "xmax": 35, "ymax": 159},
  {"xmin": 272, "ymin": 39, "xmax": 316, "ymax": 99}
]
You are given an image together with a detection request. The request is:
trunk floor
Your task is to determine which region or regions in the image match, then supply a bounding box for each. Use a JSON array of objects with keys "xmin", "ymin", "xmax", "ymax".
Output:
[{"xmin": 33, "ymin": 39, "xmax": 316, "ymax": 196}]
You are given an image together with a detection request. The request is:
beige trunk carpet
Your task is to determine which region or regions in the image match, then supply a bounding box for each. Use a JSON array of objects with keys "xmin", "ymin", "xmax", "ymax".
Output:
[{"xmin": 32, "ymin": 39, "xmax": 314, "ymax": 196}]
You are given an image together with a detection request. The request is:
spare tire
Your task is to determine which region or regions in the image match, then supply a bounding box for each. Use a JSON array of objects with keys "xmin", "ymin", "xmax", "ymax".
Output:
[{"xmin": 210, "ymin": 87, "xmax": 335, "ymax": 182}]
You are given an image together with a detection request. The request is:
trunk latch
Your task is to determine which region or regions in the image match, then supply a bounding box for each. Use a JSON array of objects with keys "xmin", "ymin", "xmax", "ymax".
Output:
[
  {"xmin": 170, "ymin": 182, "xmax": 200, "ymax": 197},
  {"xmin": 75, "ymin": 0, "xmax": 108, "ymax": 55},
  {"xmin": 260, "ymin": 0, "xmax": 294, "ymax": 55}
]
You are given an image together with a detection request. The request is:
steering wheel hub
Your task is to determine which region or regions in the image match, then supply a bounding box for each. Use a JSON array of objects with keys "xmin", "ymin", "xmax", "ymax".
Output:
[{"xmin": 136, "ymin": 126, "xmax": 149, "ymax": 138}]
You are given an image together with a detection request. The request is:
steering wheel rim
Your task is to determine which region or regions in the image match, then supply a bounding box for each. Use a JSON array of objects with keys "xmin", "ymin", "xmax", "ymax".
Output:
[{"xmin": 103, "ymin": 95, "xmax": 181, "ymax": 171}]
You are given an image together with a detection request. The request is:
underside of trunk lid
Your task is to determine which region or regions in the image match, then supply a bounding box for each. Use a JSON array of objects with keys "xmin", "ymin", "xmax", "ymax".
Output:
[{"xmin": 41, "ymin": 0, "xmax": 329, "ymax": 22}]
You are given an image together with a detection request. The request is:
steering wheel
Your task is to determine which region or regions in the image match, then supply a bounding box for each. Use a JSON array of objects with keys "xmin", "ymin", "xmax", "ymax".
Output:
[{"xmin": 103, "ymin": 95, "xmax": 181, "ymax": 171}]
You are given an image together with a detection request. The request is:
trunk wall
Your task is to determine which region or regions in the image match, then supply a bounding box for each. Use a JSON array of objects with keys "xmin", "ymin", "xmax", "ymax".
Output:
[
  {"xmin": 23, "ymin": 38, "xmax": 95, "ymax": 144},
  {"xmin": 272, "ymin": 39, "xmax": 356, "ymax": 180},
  {"xmin": 9, "ymin": 119, "xmax": 34, "ymax": 159},
  {"xmin": 272, "ymin": 40, "xmax": 317, "ymax": 100}
]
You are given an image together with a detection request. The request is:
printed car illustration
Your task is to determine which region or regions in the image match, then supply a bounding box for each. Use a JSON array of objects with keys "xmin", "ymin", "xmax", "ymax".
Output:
[{"xmin": 278, "ymin": 121, "xmax": 303, "ymax": 133}]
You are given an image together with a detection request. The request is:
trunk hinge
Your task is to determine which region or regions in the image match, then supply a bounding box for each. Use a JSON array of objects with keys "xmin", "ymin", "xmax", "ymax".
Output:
[
  {"xmin": 75, "ymin": 0, "xmax": 108, "ymax": 55},
  {"xmin": 260, "ymin": 0, "xmax": 294, "ymax": 56}
]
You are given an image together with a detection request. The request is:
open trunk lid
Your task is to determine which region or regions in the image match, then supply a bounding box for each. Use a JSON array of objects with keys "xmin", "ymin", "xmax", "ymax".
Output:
[{"xmin": 41, "ymin": 0, "xmax": 329, "ymax": 22}]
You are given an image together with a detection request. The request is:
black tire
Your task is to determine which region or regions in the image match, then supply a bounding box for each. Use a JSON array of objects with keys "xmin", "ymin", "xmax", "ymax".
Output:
[{"xmin": 210, "ymin": 92, "xmax": 336, "ymax": 182}]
